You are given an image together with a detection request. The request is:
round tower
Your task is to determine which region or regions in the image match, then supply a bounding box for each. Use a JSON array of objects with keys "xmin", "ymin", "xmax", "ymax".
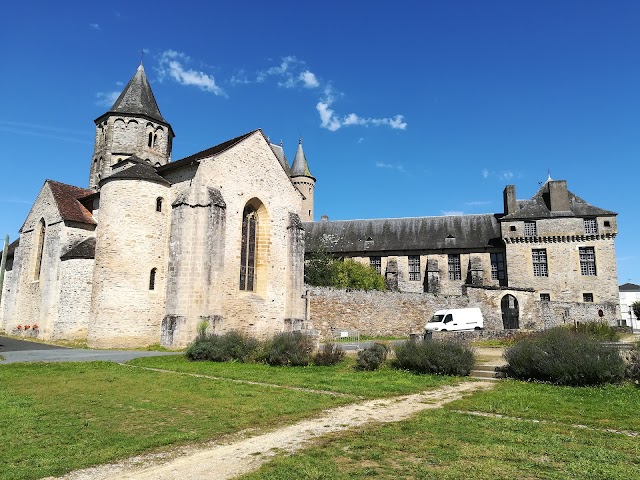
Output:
[
  {"xmin": 289, "ymin": 138, "xmax": 316, "ymax": 222},
  {"xmin": 88, "ymin": 163, "xmax": 170, "ymax": 348},
  {"xmin": 89, "ymin": 64, "xmax": 175, "ymax": 189}
]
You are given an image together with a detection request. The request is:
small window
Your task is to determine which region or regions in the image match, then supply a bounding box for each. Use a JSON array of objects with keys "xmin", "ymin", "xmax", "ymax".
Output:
[
  {"xmin": 156, "ymin": 197, "xmax": 163, "ymax": 212},
  {"xmin": 149, "ymin": 268, "xmax": 157, "ymax": 290},
  {"xmin": 604, "ymin": 221, "xmax": 611, "ymax": 227},
  {"xmin": 148, "ymin": 132, "xmax": 153, "ymax": 147},
  {"xmin": 524, "ymin": 221, "xmax": 537, "ymax": 237},
  {"xmin": 540, "ymin": 293, "xmax": 551, "ymax": 302},
  {"xmin": 579, "ymin": 247, "xmax": 597, "ymax": 276},
  {"xmin": 448, "ymin": 254, "xmax": 461, "ymax": 280},
  {"xmin": 370, "ymin": 256, "xmax": 381, "ymax": 274},
  {"xmin": 408, "ymin": 255, "xmax": 420, "ymax": 281},
  {"xmin": 583, "ymin": 292, "xmax": 593, "ymax": 303},
  {"xmin": 584, "ymin": 218, "xmax": 598, "ymax": 235},
  {"xmin": 510, "ymin": 225, "xmax": 516, "ymax": 231},
  {"xmin": 532, "ymin": 249, "xmax": 548, "ymax": 277}
]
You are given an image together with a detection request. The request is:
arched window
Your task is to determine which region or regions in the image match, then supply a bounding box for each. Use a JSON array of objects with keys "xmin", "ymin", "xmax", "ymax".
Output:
[
  {"xmin": 149, "ymin": 268, "xmax": 157, "ymax": 290},
  {"xmin": 148, "ymin": 132, "xmax": 153, "ymax": 147},
  {"xmin": 156, "ymin": 197, "xmax": 163, "ymax": 212},
  {"xmin": 153, "ymin": 133, "xmax": 158, "ymax": 147},
  {"xmin": 34, "ymin": 219, "xmax": 46, "ymax": 280},
  {"xmin": 239, "ymin": 205, "xmax": 257, "ymax": 291}
]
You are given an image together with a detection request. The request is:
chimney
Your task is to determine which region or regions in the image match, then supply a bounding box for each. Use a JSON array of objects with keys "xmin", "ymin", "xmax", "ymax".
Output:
[
  {"xmin": 503, "ymin": 185, "xmax": 517, "ymax": 215},
  {"xmin": 548, "ymin": 180, "xmax": 570, "ymax": 212},
  {"xmin": 321, "ymin": 214, "xmax": 329, "ymax": 222}
]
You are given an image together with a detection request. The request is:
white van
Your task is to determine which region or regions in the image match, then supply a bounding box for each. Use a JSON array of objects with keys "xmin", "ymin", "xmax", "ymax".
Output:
[{"xmin": 425, "ymin": 308, "xmax": 484, "ymax": 332}]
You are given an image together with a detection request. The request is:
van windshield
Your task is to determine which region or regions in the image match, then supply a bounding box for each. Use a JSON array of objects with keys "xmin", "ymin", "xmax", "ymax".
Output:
[{"xmin": 429, "ymin": 314, "xmax": 445, "ymax": 323}]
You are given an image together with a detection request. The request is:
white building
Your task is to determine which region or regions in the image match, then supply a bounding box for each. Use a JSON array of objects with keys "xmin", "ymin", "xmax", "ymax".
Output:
[{"xmin": 619, "ymin": 283, "xmax": 640, "ymax": 330}]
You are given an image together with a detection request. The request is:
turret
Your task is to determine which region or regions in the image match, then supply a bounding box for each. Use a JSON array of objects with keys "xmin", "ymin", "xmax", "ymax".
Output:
[
  {"xmin": 89, "ymin": 64, "xmax": 174, "ymax": 189},
  {"xmin": 289, "ymin": 138, "xmax": 315, "ymax": 221}
]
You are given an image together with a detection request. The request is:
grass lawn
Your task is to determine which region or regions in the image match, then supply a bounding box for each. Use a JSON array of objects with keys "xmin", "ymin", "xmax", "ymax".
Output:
[
  {"xmin": 129, "ymin": 355, "xmax": 459, "ymax": 398},
  {"xmin": 0, "ymin": 361, "xmax": 353, "ymax": 480},
  {"xmin": 240, "ymin": 381, "xmax": 640, "ymax": 480}
]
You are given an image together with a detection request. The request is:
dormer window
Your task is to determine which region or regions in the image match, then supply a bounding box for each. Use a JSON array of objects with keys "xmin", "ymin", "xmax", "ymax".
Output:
[{"xmin": 524, "ymin": 221, "xmax": 537, "ymax": 237}]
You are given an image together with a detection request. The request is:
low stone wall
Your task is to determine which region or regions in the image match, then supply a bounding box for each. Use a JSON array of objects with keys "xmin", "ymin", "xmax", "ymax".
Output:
[{"xmin": 308, "ymin": 285, "xmax": 622, "ymax": 337}]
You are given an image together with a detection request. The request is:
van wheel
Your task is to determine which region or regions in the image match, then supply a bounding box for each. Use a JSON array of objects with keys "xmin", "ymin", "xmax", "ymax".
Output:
[{"xmin": 474, "ymin": 327, "xmax": 481, "ymax": 330}]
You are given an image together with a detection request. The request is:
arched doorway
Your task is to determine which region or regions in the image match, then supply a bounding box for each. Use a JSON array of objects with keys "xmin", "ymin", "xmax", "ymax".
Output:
[{"xmin": 501, "ymin": 294, "xmax": 519, "ymax": 329}]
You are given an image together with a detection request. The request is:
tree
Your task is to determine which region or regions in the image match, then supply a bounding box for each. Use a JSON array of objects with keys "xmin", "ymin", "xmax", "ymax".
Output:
[
  {"xmin": 632, "ymin": 301, "xmax": 640, "ymax": 321},
  {"xmin": 304, "ymin": 250, "xmax": 386, "ymax": 291}
]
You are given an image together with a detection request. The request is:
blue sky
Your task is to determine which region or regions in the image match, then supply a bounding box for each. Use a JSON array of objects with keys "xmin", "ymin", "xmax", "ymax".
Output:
[{"xmin": 1, "ymin": 1, "xmax": 638, "ymax": 284}]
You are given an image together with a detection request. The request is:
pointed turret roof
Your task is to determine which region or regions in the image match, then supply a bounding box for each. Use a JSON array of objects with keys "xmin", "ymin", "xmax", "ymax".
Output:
[
  {"xmin": 290, "ymin": 138, "xmax": 314, "ymax": 178},
  {"xmin": 103, "ymin": 64, "xmax": 167, "ymax": 124}
]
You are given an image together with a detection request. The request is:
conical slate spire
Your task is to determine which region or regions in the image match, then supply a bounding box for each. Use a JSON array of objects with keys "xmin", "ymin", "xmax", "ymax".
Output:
[
  {"xmin": 290, "ymin": 138, "xmax": 313, "ymax": 178},
  {"xmin": 109, "ymin": 64, "xmax": 166, "ymax": 123}
]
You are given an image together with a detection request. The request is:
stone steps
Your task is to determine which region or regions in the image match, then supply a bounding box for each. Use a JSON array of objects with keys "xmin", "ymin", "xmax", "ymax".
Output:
[{"xmin": 470, "ymin": 364, "xmax": 506, "ymax": 381}]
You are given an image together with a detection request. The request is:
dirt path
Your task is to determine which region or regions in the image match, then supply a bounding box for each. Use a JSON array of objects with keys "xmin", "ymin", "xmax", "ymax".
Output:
[{"xmin": 50, "ymin": 381, "xmax": 493, "ymax": 480}]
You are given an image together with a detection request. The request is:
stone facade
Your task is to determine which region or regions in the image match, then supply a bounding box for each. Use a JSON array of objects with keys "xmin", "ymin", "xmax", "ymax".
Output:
[{"xmin": 0, "ymin": 65, "xmax": 310, "ymax": 348}]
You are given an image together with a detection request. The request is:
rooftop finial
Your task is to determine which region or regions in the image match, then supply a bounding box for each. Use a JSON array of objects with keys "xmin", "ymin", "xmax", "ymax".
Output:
[
  {"xmin": 547, "ymin": 168, "xmax": 552, "ymax": 182},
  {"xmin": 298, "ymin": 135, "xmax": 302, "ymax": 145},
  {"xmin": 140, "ymin": 49, "xmax": 145, "ymax": 66}
]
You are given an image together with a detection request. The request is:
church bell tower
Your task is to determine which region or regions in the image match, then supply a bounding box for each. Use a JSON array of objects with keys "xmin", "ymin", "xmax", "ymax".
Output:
[{"xmin": 89, "ymin": 64, "xmax": 174, "ymax": 189}]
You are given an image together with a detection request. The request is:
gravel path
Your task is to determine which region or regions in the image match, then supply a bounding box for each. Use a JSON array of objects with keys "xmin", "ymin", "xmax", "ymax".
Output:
[{"xmin": 48, "ymin": 381, "xmax": 494, "ymax": 480}]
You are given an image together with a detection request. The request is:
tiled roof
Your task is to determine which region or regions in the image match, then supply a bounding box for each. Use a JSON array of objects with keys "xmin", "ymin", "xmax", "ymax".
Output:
[
  {"xmin": 304, "ymin": 214, "xmax": 503, "ymax": 253},
  {"xmin": 61, "ymin": 237, "xmax": 96, "ymax": 260},
  {"xmin": 47, "ymin": 180, "xmax": 96, "ymax": 226},
  {"xmin": 501, "ymin": 181, "xmax": 616, "ymax": 220},
  {"xmin": 620, "ymin": 283, "xmax": 640, "ymax": 292}
]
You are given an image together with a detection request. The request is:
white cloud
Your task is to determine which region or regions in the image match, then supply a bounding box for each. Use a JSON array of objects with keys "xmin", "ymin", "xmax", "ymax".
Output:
[
  {"xmin": 157, "ymin": 50, "xmax": 225, "ymax": 96},
  {"xmin": 441, "ymin": 210, "xmax": 464, "ymax": 216},
  {"xmin": 89, "ymin": 23, "xmax": 100, "ymax": 30},
  {"xmin": 96, "ymin": 91, "xmax": 120, "ymax": 107},
  {"xmin": 299, "ymin": 70, "xmax": 319, "ymax": 88},
  {"xmin": 465, "ymin": 200, "xmax": 491, "ymax": 206},
  {"xmin": 357, "ymin": 137, "xmax": 364, "ymax": 144},
  {"xmin": 115, "ymin": 81, "xmax": 124, "ymax": 86},
  {"xmin": 482, "ymin": 168, "xmax": 517, "ymax": 181},
  {"xmin": 482, "ymin": 168, "xmax": 489, "ymax": 179},
  {"xmin": 316, "ymin": 101, "xmax": 341, "ymax": 131},
  {"xmin": 375, "ymin": 161, "xmax": 406, "ymax": 173},
  {"xmin": 257, "ymin": 55, "xmax": 299, "ymax": 83}
]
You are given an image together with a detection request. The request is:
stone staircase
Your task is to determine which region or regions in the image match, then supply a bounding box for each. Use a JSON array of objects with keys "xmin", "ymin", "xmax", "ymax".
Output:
[{"xmin": 470, "ymin": 363, "xmax": 506, "ymax": 381}]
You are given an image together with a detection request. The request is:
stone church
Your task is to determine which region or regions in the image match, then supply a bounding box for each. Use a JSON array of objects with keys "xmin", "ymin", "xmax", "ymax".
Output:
[{"xmin": 0, "ymin": 64, "xmax": 314, "ymax": 348}]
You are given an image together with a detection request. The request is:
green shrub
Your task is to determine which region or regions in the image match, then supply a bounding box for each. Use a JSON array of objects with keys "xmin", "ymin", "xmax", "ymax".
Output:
[
  {"xmin": 623, "ymin": 341, "xmax": 640, "ymax": 386},
  {"xmin": 305, "ymin": 250, "xmax": 386, "ymax": 291},
  {"xmin": 185, "ymin": 331, "xmax": 259, "ymax": 362},
  {"xmin": 632, "ymin": 301, "xmax": 640, "ymax": 321},
  {"xmin": 568, "ymin": 321, "xmax": 620, "ymax": 341},
  {"xmin": 263, "ymin": 332, "xmax": 314, "ymax": 367},
  {"xmin": 504, "ymin": 328, "xmax": 625, "ymax": 386},
  {"xmin": 393, "ymin": 340, "xmax": 475, "ymax": 376},
  {"xmin": 356, "ymin": 343, "xmax": 388, "ymax": 371},
  {"xmin": 313, "ymin": 342, "xmax": 346, "ymax": 366}
]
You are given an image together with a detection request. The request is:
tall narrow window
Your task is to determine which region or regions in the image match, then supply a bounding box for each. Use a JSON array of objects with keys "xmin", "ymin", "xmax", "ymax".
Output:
[
  {"xmin": 240, "ymin": 206, "xmax": 257, "ymax": 291},
  {"xmin": 579, "ymin": 247, "xmax": 597, "ymax": 275},
  {"xmin": 524, "ymin": 221, "xmax": 537, "ymax": 237},
  {"xmin": 448, "ymin": 254, "xmax": 461, "ymax": 280},
  {"xmin": 156, "ymin": 197, "xmax": 163, "ymax": 212},
  {"xmin": 370, "ymin": 256, "xmax": 381, "ymax": 274},
  {"xmin": 153, "ymin": 133, "xmax": 158, "ymax": 148},
  {"xmin": 148, "ymin": 132, "xmax": 153, "ymax": 147},
  {"xmin": 532, "ymin": 249, "xmax": 548, "ymax": 277},
  {"xmin": 408, "ymin": 255, "xmax": 420, "ymax": 281},
  {"xmin": 34, "ymin": 219, "xmax": 46, "ymax": 280},
  {"xmin": 490, "ymin": 252, "xmax": 505, "ymax": 281},
  {"xmin": 149, "ymin": 268, "xmax": 157, "ymax": 290}
]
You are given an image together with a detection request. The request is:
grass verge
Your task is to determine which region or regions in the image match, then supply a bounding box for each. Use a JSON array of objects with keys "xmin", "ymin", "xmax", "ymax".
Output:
[
  {"xmin": 129, "ymin": 355, "xmax": 459, "ymax": 398},
  {"xmin": 0, "ymin": 361, "xmax": 351, "ymax": 480},
  {"xmin": 240, "ymin": 381, "xmax": 640, "ymax": 480}
]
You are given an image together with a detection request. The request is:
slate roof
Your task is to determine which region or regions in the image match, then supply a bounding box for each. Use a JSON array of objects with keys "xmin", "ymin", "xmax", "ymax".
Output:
[
  {"xmin": 501, "ymin": 181, "xmax": 616, "ymax": 221},
  {"xmin": 270, "ymin": 143, "xmax": 291, "ymax": 175},
  {"xmin": 101, "ymin": 159, "xmax": 170, "ymax": 186},
  {"xmin": 304, "ymin": 214, "xmax": 503, "ymax": 253},
  {"xmin": 47, "ymin": 180, "xmax": 96, "ymax": 226},
  {"xmin": 290, "ymin": 139, "xmax": 313, "ymax": 178},
  {"xmin": 620, "ymin": 283, "xmax": 640, "ymax": 292},
  {"xmin": 61, "ymin": 237, "xmax": 96, "ymax": 260},
  {"xmin": 158, "ymin": 130, "xmax": 257, "ymax": 173},
  {"xmin": 104, "ymin": 64, "xmax": 167, "ymax": 124}
]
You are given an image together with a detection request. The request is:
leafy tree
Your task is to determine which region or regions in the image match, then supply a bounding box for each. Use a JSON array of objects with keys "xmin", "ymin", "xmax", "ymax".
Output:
[
  {"xmin": 305, "ymin": 249, "xmax": 386, "ymax": 291},
  {"xmin": 632, "ymin": 301, "xmax": 640, "ymax": 321}
]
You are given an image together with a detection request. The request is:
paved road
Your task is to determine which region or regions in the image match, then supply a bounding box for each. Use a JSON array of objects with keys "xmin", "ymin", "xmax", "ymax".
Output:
[{"xmin": 0, "ymin": 336, "xmax": 181, "ymax": 364}]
